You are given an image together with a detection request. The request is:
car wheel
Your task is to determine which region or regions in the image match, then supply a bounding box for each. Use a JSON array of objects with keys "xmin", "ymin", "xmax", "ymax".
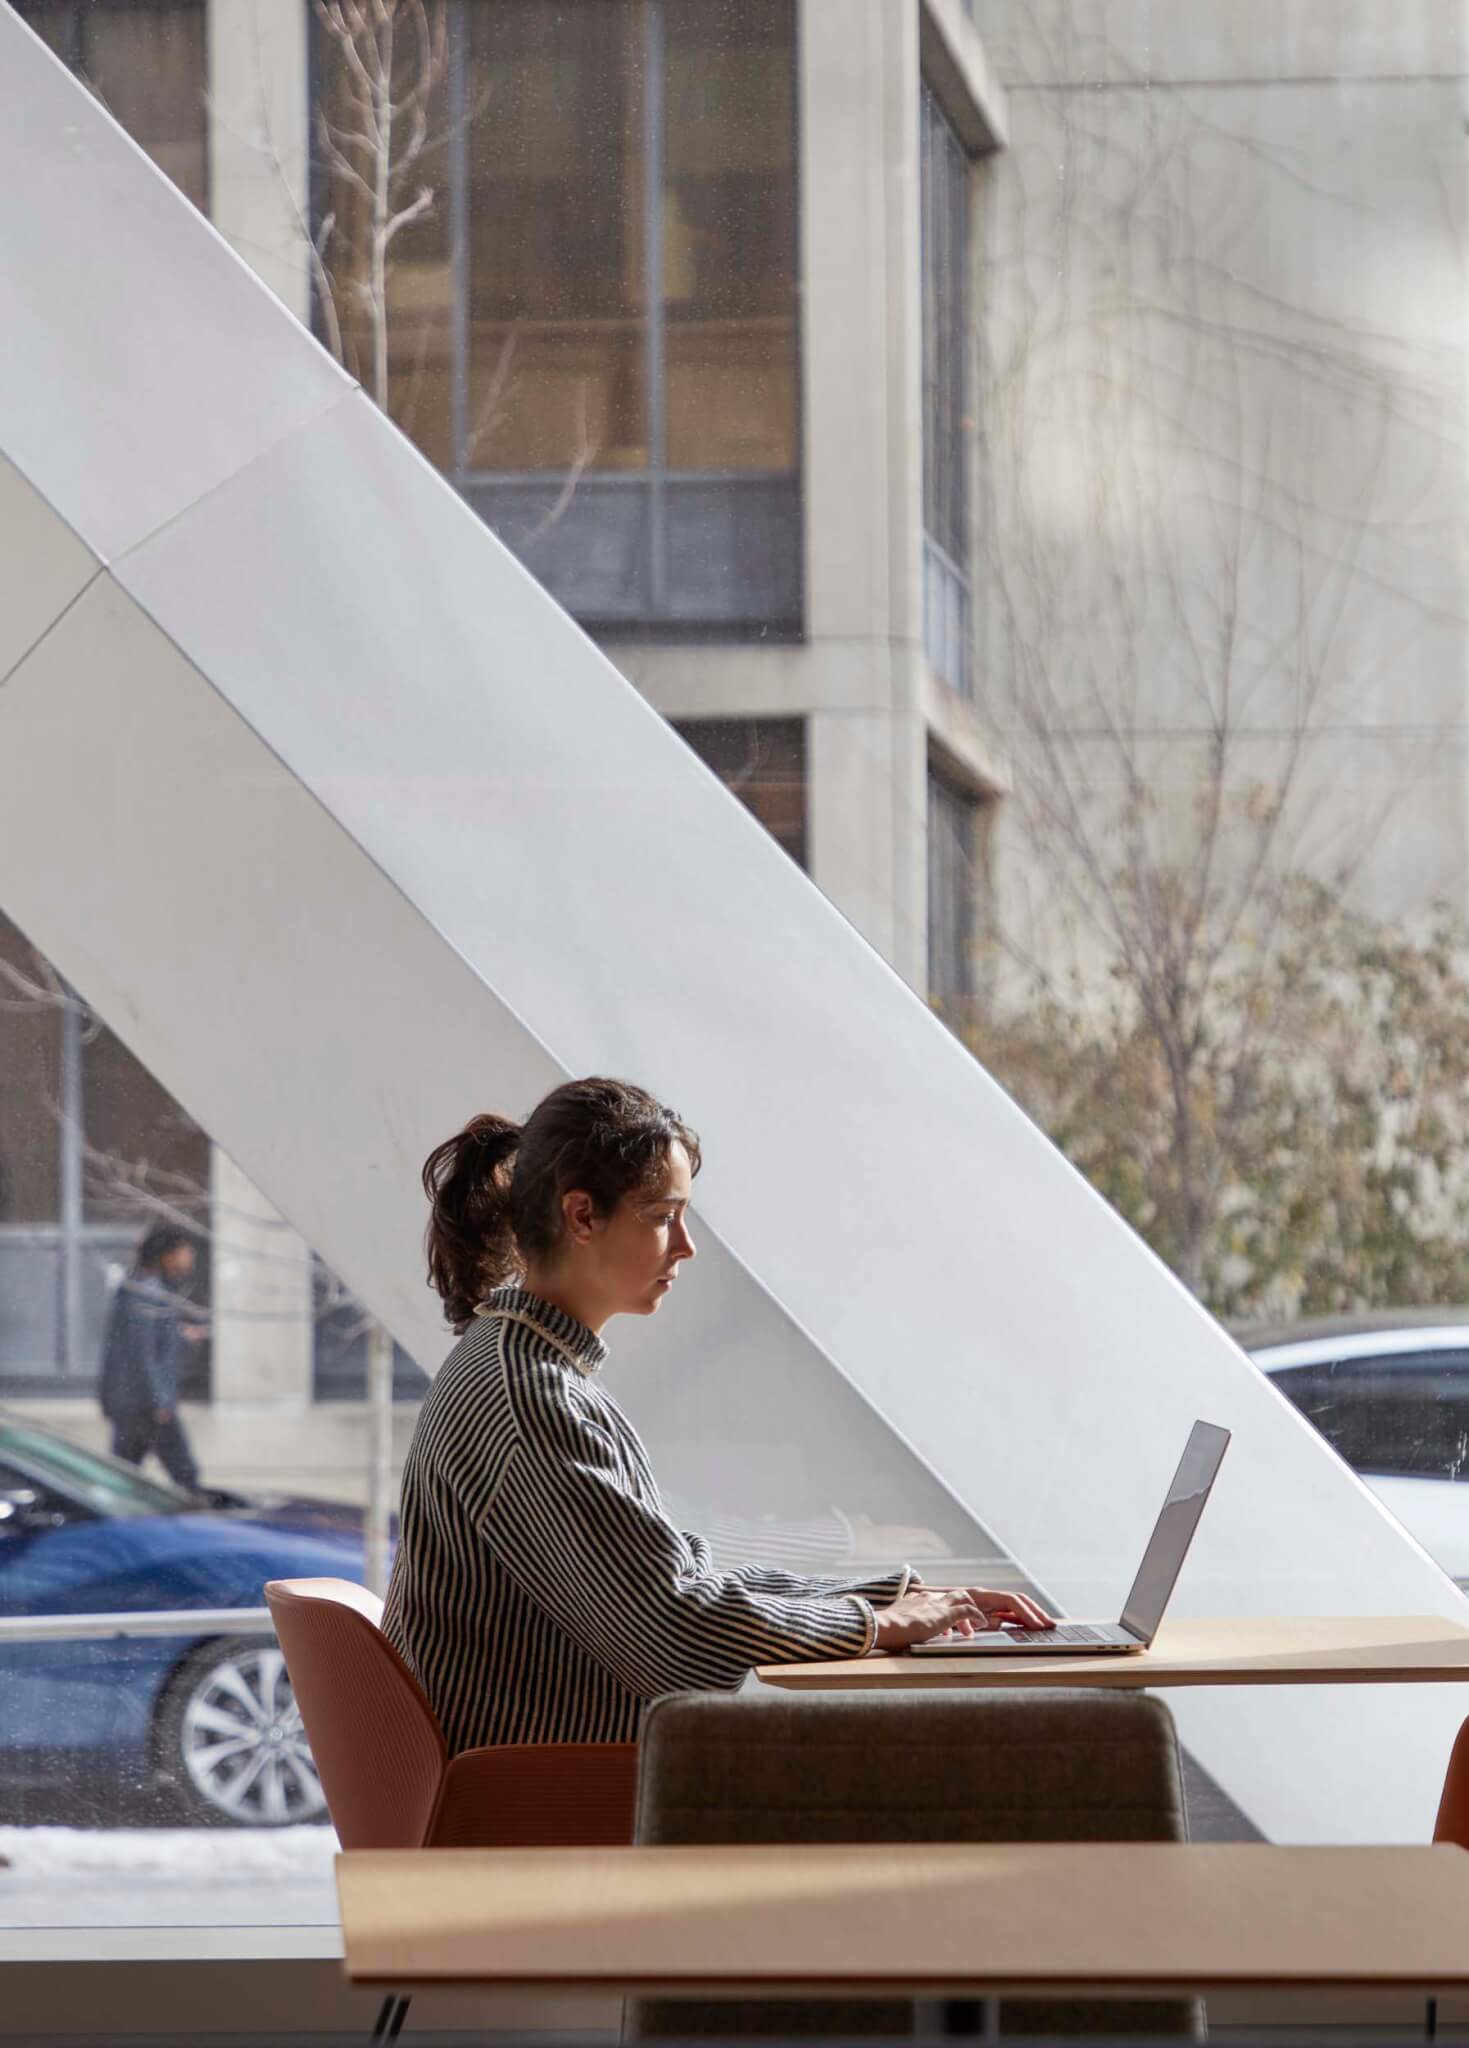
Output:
[{"xmin": 154, "ymin": 1637, "xmax": 328, "ymax": 1826}]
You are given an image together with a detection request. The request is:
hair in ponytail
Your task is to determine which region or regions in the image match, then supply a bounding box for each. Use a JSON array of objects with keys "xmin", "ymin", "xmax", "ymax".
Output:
[
  {"xmin": 422, "ymin": 1079, "xmax": 701, "ymax": 1333},
  {"xmin": 421, "ymin": 1114, "xmax": 523, "ymax": 1333}
]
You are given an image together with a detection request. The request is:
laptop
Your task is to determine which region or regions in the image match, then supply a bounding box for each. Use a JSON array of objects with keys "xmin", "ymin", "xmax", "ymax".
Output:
[{"xmin": 909, "ymin": 1417, "xmax": 1231, "ymax": 1656}]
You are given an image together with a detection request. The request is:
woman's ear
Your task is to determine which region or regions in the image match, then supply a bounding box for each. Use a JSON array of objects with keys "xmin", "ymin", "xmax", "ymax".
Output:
[{"xmin": 562, "ymin": 1188, "xmax": 598, "ymax": 1245}]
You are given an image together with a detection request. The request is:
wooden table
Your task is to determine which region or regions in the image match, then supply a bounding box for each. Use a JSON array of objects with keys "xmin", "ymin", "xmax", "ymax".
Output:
[
  {"xmin": 336, "ymin": 1841, "xmax": 1469, "ymax": 2001},
  {"xmin": 755, "ymin": 1614, "xmax": 1469, "ymax": 1690}
]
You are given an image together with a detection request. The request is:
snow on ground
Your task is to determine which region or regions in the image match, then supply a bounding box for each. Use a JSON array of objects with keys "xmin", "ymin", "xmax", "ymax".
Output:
[{"xmin": 0, "ymin": 1823, "xmax": 340, "ymax": 1927}]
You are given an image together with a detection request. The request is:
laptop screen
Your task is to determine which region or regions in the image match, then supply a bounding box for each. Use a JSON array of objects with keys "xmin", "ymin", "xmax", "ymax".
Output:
[{"xmin": 1118, "ymin": 1420, "xmax": 1231, "ymax": 1644}]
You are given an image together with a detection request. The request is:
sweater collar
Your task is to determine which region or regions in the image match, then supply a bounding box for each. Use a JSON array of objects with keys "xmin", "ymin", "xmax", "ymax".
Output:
[{"xmin": 475, "ymin": 1284, "xmax": 608, "ymax": 1376}]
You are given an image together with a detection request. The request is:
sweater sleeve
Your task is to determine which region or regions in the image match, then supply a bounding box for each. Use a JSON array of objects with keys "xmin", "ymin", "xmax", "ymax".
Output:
[
  {"xmin": 732, "ymin": 1561, "xmax": 913, "ymax": 1604},
  {"xmin": 680, "ymin": 1506, "xmax": 912, "ymax": 1603},
  {"xmin": 483, "ymin": 1358, "xmax": 876, "ymax": 1700}
]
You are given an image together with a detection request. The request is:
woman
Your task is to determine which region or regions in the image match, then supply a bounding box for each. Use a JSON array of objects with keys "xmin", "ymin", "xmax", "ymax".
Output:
[{"xmin": 382, "ymin": 1076, "xmax": 1051, "ymax": 1753}]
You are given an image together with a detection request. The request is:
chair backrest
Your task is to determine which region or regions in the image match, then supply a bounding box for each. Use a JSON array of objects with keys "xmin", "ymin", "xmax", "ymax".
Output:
[
  {"xmin": 626, "ymin": 1685, "xmax": 1195, "ymax": 2039},
  {"xmin": 265, "ymin": 1576, "xmax": 447, "ymax": 1850},
  {"xmin": 1434, "ymin": 1714, "xmax": 1469, "ymax": 1847}
]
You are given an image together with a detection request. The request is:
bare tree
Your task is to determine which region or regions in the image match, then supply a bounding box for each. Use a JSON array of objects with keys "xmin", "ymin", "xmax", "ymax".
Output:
[
  {"xmin": 953, "ymin": 5, "xmax": 1469, "ymax": 1311},
  {"xmin": 281, "ymin": 0, "xmax": 598, "ymax": 517},
  {"xmin": 310, "ymin": 0, "xmax": 448, "ymax": 413}
]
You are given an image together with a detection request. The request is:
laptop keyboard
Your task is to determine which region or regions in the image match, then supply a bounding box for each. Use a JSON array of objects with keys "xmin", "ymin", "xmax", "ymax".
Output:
[{"xmin": 934, "ymin": 1623, "xmax": 1116, "ymax": 1646}]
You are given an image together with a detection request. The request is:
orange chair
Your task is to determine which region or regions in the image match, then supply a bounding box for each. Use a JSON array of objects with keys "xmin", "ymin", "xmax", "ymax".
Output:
[
  {"xmin": 265, "ymin": 1576, "xmax": 638, "ymax": 2041},
  {"xmin": 1434, "ymin": 1717, "xmax": 1469, "ymax": 1851},
  {"xmin": 1415, "ymin": 1717, "xmax": 1469, "ymax": 2041}
]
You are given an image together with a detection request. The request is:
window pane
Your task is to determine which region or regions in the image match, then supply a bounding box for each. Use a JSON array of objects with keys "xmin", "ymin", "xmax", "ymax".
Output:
[
  {"xmin": 0, "ymin": 911, "xmax": 61, "ymax": 1223},
  {"xmin": 664, "ymin": 0, "xmax": 797, "ymax": 471},
  {"xmin": 0, "ymin": 1243, "xmax": 61, "ymax": 1385},
  {"xmin": 80, "ymin": 1023, "xmax": 210, "ymax": 1230},
  {"xmin": 314, "ymin": 6, "xmax": 455, "ymax": 469},
  {"xmin": 466, "ymin": 0, "xmax": 646, "ymax": 473},
  {"xmin": 921, "ymin": 85, "xmax": 969, "ymax": 566},
  {"xmin": 1273, "ymin": 1356, "xmax": 1469, "ymax": 1481},
  {"xmin": 928, "ymin": 769, "xmax": 978, "ymax": 1003},
  {"xmin": 18, "ymin": 5, "xmax": 71, "ymax": 59},
  {"xmin": 676, "ymin": 717, "xmax": 806, "ymax": 867},
  {"xmin": 14, "ymin": 1, "xmax": 211, "ymax": 213}
]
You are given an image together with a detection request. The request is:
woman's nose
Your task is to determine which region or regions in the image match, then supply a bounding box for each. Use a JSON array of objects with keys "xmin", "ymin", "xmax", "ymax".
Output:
[{"xmin": 673, "ymin": 1221, "xmax": 696, "ymax": 1261}]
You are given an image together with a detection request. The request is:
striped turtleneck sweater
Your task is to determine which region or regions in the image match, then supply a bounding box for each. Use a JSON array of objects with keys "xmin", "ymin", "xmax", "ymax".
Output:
[{"xmin": 381, "ymin": 1285, "xmax": 911, "ymax": 1752}]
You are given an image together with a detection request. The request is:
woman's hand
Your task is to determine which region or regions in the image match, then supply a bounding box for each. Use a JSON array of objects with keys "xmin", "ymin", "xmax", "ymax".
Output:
[{"xmin": 872, "ymin": 1585, "xmax": 1055, "ymax": 1651}]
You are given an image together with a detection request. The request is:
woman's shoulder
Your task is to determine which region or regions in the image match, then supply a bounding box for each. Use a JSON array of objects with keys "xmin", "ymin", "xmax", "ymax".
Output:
[{"xmin": 429, "ymin": 1307, "xmax": 581, "ymax": 1414}]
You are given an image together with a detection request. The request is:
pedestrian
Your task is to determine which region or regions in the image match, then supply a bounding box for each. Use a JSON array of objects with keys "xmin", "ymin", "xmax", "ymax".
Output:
[{"xmin": 99, "ymin": 1224, "xmax": 208, "ymax": 1491}]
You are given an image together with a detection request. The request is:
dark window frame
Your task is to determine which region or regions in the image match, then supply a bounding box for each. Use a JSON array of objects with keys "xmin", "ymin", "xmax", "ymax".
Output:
[
  {"xmin": 309, "ymin": 0, "xmax": 804, "ymax": 637},
  {"xmin": 920, "ymin": 79, "xmax": 972, "ymax": 697},
  {"xmin": 674, "ymin": 716, "xmax": 807, "ymax": 869},
  {"xmin": 927, "ymin": 763, "xmax": 985, "ymax": 1005}
]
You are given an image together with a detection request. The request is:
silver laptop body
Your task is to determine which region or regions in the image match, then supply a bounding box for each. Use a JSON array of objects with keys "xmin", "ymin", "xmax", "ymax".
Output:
[{"xmin": 908, "ymin": 1418, "xmax": 1231, "ymax": 1657}]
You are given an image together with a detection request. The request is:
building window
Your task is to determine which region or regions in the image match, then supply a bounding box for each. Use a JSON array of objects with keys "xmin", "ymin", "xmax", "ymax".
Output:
[
  {"xmin": 920, "ymin": 82, "xmax": 972, "ymax": 696},
  {"xmin": 675, "ymin": 718, "xmax": 806, "ymax": 868},
  {"xmin": 314, "ymin": 0, "xmax": 801, "ymax": 635},
  {"xmin": 927, "ymin": 768, "xmax": 981, "ymax": 1003},
  {"xmin": 14, "ymin": 0, "xmax": 208, "ymax": 213},
  {"xmin": 0, "ymin": 914, "xmax": 212, "ymax": 1396}
]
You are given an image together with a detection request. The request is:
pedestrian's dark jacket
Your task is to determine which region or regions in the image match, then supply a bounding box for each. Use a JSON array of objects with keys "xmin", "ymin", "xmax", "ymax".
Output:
[{"xmin": 99, "ymin": 1273, "xmax": 187, "ymax": 1421}]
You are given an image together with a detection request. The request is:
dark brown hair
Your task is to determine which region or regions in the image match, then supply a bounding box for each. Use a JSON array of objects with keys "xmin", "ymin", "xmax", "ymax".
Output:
[
  {"xmin": 134, "ymin": 1225, "xmax": 195, "ymax": 1272},
  {"xmin": 422, "ymin": 1077, "xmax": 701, "ymax": 1332}
]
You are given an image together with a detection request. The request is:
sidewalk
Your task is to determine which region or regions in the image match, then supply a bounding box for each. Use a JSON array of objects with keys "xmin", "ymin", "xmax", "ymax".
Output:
[{"xmin": 0, "ymin": 1823, "xmax": 339, "ymax": 1928}]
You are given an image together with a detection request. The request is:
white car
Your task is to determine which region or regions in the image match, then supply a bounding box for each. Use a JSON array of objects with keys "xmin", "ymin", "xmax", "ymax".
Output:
[{"xmin": 1243, "ymin": 1312, "xmax": 1469, "ymax": 1586}]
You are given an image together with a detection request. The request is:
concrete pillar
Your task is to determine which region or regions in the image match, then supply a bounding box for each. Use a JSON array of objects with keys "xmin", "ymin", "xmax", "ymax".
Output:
[
  {"xmin": 206, "ymin": 0, "xmax": 311, "ymax": 323},
  {"xmin": 205, "ymin": 1, "xmax": 315, "ymax": 1413},
  {"xmin": 799, "ymin": 0, "xmax": 929, "ymax": 991}
]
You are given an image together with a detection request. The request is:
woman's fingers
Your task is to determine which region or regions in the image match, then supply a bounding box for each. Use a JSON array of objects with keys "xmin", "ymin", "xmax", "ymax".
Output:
[
  {"xmin": 970, "ymin": 1588, "xmax": 1056, "ymax": 1630},
  {"xmin": 940, "ymin": 1591, "xmax": 987, "ymax": 1632}
]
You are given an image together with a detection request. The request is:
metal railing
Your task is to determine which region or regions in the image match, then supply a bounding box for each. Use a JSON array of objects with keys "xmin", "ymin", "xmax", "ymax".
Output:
[{"xmin": 0, "ymin": 1607, "xmax": 274, "ymax": 1643}]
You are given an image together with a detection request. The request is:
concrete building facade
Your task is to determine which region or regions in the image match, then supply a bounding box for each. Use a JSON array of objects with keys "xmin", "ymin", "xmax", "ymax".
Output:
[{"xmin": 966, "ymin": 0, "xmax": 1469, "ymax": 985}]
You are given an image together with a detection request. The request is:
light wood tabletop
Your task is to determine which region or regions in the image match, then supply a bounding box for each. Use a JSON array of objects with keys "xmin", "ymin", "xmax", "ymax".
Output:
[
  {"xmin": 336, "ymin": 1841, "xmax": 1469, "ymax": 1997},
  {"xmin": 755, "ymin": 1614, "xmax": 1469, "ymax": 1690}
]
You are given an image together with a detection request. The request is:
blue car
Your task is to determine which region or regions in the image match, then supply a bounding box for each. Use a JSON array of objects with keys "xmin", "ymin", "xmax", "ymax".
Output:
[{"xmin": 0, "ymin": 1413, "xmax": 371, "ymax": 1826}]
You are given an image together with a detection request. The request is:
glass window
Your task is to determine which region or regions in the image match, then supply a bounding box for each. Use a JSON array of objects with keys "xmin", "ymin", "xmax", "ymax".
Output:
[
  {"xmin": 663, "ymin": 0, "xmax": 798, "ymax": 472},
  {"xmin": 0, "ymin": 1242, "xmax": 61, "ymax": 1382},
  {"xmin": 315, "ymin": 2, "xmax": 455, "ymax": 470},
  {"xmin": 314, "ymin": 0, "xmax": 801, "ymax": 629},
  {"xmin": 1271, "ymin": 1355, "xmax": 1469, "ymax": 1481},
  {"xmin": 14, "ymin": 0, "xmax": 1468, "ymax": 1908},
  {"xmin": 928, "ymin": 767, "xmax": 981, "ymax": 1004},
  {"xmin": 466, "ymin": 0, "xmax": 646, "ymax": 474},
  {"xmin": 14, "ymin": 1, "xmax": 207, "ymax": 212},
  {"xmin": 920, "ymin": 82, "xmax": 972, "ymax": 694},
  {"xmin": 313, "ymin": 1256, "xmax": 430, "ymax": 1403},
  {"xmin": 675, "ymin": 717, "xmax": 806, "ymax": 868},
  {"xmin": 0, "ymin": 911, "xmax": 61, "ymax": 1224},
  {"xmin": 81, "ymin": 1024, "xmax": 210, "ymax": 1228},
  {"xmin": 0, "ymin": 950, "xmax": 213, "ymax": 1394}
]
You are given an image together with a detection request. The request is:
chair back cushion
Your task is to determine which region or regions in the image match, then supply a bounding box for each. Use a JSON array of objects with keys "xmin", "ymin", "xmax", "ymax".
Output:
[
  {"xmin": 626, "ymin": 1685, "xmax": 1194, "ymax": 2039},
  {"xmin": 265, "ymin": 1576, "xmax": 446, "ymax": 1850}
]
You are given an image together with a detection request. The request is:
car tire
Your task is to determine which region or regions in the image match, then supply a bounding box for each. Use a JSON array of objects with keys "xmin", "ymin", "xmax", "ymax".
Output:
[{"xmin": 153, "ymin": 1636, "xmax": 329, "ymax": 1827}]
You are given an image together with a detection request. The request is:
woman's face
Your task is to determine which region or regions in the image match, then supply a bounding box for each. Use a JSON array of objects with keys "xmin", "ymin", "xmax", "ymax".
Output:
[{"xmin": 568, "ymin": 1140, "xmax": 697, "ymax": 1318}]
